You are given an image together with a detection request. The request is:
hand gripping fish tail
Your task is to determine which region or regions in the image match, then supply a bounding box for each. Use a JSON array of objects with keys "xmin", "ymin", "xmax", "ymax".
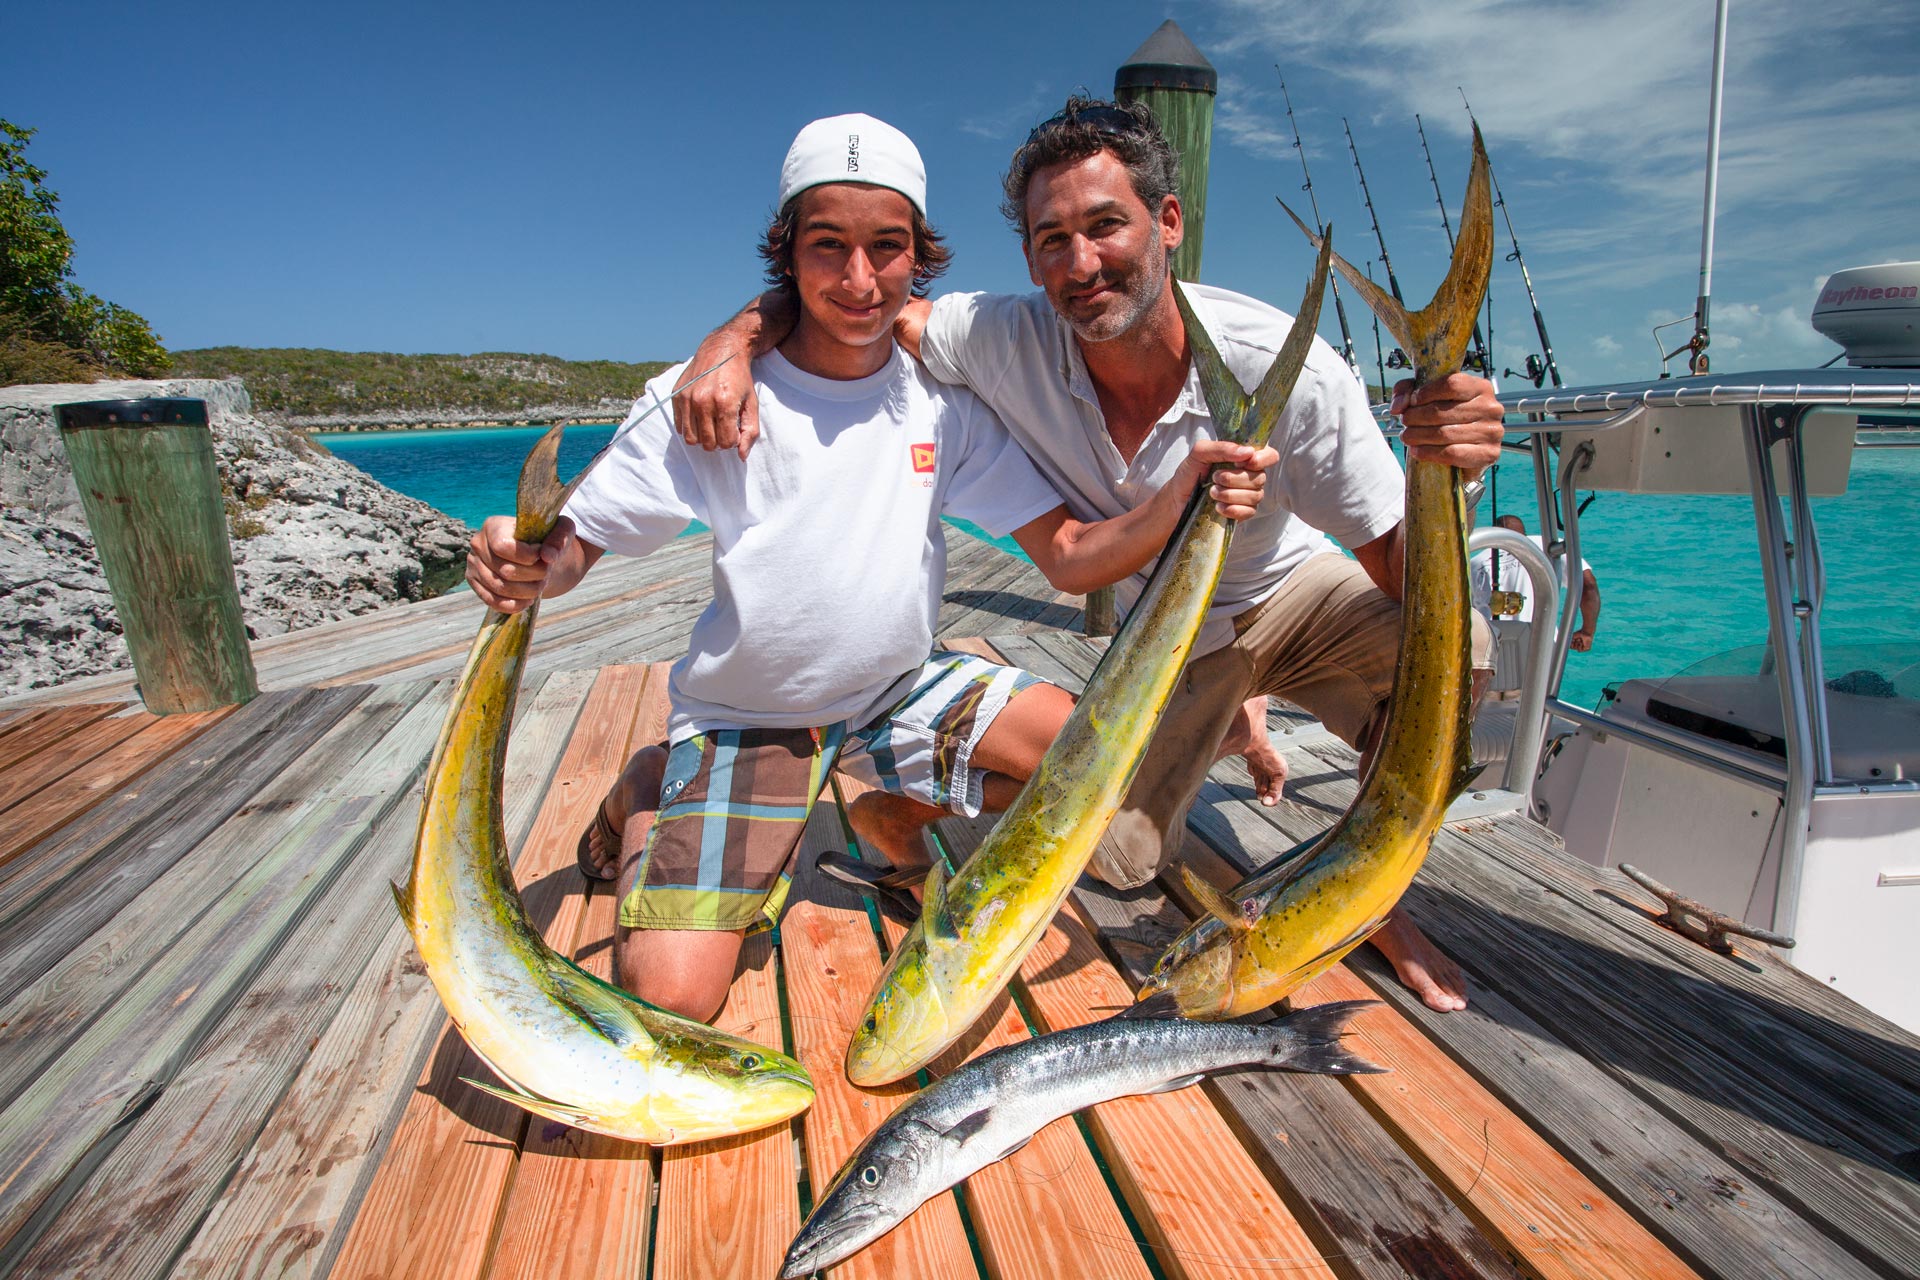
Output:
[
  {"xmin": 1141, "ymin": 138, "xmax": 1489, "ymax": 1022},
  {"xmin": 396, "ymin": 419, "xmax": 814, "ymax": 1146},
  {"xmin": 842, "ymin": 239, "xmax": 1335, "ymax": 1088}
]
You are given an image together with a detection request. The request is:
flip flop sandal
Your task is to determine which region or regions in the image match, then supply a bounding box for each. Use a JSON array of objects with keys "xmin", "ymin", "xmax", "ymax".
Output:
[
  {"xmin": 813, "ymin": 850, "xmax": 927, "ymax": 926},
  {"xmin": 575, "ymin": 797, "xmax": 621, "ymax": 883}
]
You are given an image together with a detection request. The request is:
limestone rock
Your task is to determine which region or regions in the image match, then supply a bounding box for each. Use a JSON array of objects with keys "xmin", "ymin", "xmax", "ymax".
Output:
[{"xmin": 0, "ymin": 377, "xmax": 471, "ymax": 698}]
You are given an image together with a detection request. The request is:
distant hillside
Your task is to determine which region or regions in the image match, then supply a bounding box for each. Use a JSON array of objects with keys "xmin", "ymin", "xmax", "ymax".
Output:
[{"xmin": 168, "ymin": 347, "xmax": 671, "ymax": 425}]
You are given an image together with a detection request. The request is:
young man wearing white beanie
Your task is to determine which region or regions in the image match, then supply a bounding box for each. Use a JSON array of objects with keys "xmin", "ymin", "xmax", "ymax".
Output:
[{"xmin": 464, "ymin": 113, "xmax": 1276, "ymax": 1023}]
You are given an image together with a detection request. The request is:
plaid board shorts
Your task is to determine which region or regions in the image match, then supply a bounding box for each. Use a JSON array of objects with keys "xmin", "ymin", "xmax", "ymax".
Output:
[{"xmin": 619, "ymin": 651, "xmax": 1045, "ymax": 933}]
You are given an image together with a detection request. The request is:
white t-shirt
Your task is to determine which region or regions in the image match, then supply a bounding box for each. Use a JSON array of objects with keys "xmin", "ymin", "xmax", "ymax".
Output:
[
  {"xmin": 563, "ymin": 345, "xmax": 1063, "ymax": 738},
  {"xmin": 921, "ymin": 282, "xmax": 1404, "ymax": 656},
  {"xmin": 1470, "ymin": 535, "xmax": 1591, "ymax": 623}
]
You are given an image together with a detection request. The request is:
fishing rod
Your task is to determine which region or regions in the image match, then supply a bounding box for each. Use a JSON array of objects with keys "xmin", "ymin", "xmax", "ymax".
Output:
[
  {"xmin": 1363, "ymin": 261, "xmax": 1389, "ymax": 398},
  {"xmin": 1414, "ymin": 113, "xmax": 1492, "ymax": 376},
  {"xmin": 1277, "ymin": 71, "xmax": 1360, "ymax": 382},
  {"xmin": 1343, "ymin": 118, "xmax": 1408, "ymax": 373},
  {"xmin": 1460, "ymin": 89, "xmax": 1563, "ymax": 388}
]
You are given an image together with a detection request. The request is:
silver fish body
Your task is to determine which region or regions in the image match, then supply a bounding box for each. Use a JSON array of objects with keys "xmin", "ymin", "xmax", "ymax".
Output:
[{"xmin": 783, "ymin": 1000, "xmax": 1380, "ymax": 1277}]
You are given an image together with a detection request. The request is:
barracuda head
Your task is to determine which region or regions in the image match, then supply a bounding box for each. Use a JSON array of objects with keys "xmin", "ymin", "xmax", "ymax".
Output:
[
  {"xmin": 846, "ymin": 930, "xmax": 952, "ymax": 1087},
  {"xmin": 781, "ymin": 1118, "xmax": 942, "ymax": 1277}
]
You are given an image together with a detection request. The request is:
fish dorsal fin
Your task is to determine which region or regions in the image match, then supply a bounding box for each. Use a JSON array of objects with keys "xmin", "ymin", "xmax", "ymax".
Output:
[
  {"xmin": 548, "ymin": 960, "xmax": 659, "ymax": 1054},
  {"xmin": 943, "ymin": 1107, "xmax": 993, "ymax": 1144},
  {"xmin": 922, "ymin": 859, "xmax": 957, "ymax": 945},
  {"xmin": 1120, "ymin": 990, "xmax": 1183, "ymax": 1021},
  {"xmin": 1181, "ymin": 865, "xmax": 1254, "ymax": 934},
  {"xmin": 389, "ymin": 880, "xmax": 415, "ymax": 930}
]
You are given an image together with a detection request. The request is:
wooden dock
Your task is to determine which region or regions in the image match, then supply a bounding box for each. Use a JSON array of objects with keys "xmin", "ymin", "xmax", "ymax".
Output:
[{"xmin": 1, "ymin": 533, "xmax": 1916, "ymax": 1280}]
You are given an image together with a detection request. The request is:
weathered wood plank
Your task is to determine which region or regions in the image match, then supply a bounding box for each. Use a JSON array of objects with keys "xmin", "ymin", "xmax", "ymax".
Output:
[
  {"xmin": 0, "ymin": 707, "xmax": 232, "ymax": 871},
  {"xmin": 6, "ymin": 682, "xmax": 456, "ymax": 1279},
  {"xmin": 0, "ymin": 709, "xmax": 150, "ymax": 814},
  {"xmin": 1341, "ymin": 945, "xmax": 1886, "ymax": 1280},
  {"xmin": 779, "ymin": 802, "xmax": 976, "ymax": 1280},
  {"xmin": 651, "ymin": 933, "xmax": 800, "ymax": 1280},
  {"xmin": 0, "ymin": 687, "xmax": 364, "ymax": 938},
  {"xmin": 170, "ymin": 668, "xmax": 594, "ymax": 1280},
  {"xmin": 0, "ymin": 701, "xmax": 446, "ymax": 1265},
  {"xmin": 327, "ymin": 663, "xmax": 653, "ymax": 1280},
  {"xmin": 0, "ymin": 683, "xmax": 432, "ymax": 1111}
]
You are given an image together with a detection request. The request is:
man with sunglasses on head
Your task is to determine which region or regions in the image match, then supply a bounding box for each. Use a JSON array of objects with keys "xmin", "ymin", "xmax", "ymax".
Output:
[{"xmin": 675, "ymin": 98, "xmax": 1506, "ymax": 1013}]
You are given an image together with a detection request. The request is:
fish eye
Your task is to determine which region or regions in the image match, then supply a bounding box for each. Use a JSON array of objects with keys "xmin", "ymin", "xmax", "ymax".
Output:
[
  {"xmin": 741, "ymin": 1053, "xmax": 761, "ymax": 1070},
  {"xmin": 863, "ymin": 1015, "xmax": 877, "ymax": 1034},
  {"xmin": 860, "ymin": 1166, "xmax": 880, "ymax": 1187}
]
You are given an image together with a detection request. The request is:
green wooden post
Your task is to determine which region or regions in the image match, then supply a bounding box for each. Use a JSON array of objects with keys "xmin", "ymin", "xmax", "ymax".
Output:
[
  {"xmin": 56, "ymin": 398, "xmax": 259, "ymax": 713},
  {"xmin": 1115, "ymin": 19, "xmax": 1217, "ymax": 284}
]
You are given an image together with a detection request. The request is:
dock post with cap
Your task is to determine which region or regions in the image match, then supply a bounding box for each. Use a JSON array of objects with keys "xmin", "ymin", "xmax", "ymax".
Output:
[{"xmin": 55, "ymin": 397, "xmax": 259, "ymax": 713}]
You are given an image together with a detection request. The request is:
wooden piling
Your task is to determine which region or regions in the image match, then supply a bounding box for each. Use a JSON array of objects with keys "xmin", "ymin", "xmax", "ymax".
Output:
[
  {"xmin": 1115, "ymin": 19, "xmax": 1218, "ymax": 284},
  {"xmin": 56, "ymin": 398, "xmax": 258, "ymax": 713}
]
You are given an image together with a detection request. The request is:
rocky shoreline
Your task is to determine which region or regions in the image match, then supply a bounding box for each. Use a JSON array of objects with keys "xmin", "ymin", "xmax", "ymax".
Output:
[{"xmin": 1, "ymin": 376, "xmax": 473, "ymax": 700}]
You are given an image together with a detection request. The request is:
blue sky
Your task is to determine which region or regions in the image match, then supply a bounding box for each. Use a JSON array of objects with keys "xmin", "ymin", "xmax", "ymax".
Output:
[{"xmin": 5, "ymin": 0, "xmax": 1914, "ymax": 387}]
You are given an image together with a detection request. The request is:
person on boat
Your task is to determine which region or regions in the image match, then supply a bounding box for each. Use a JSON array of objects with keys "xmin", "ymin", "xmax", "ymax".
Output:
[
  {"xmin": 464, "ymin": 113, "xmax": 1278, "ymax": 1024},
  {"xmin": 1471, "ymin": 514, "xmax": 1602, "ymax": 651},
  {"xmin": 671, "ymin": 97, "xmax": 1507, "ymax": 1013}
]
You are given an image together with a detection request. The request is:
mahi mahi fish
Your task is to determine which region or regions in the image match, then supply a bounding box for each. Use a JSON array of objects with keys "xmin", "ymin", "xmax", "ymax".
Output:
[
  {"xmin": 393, "ymin": 423, "xmax": 814, "ymax": 1143},
  {"xmin": 1138, "ymin": 126, "xmax": 1495, "ymax": 1021},
  {"xmin": 787, "ymin": 1001, "xmax": 1382, "ymax": 1277},
  {"xmin": 844, "ymin": 237, "xmax": 1334, "ymax": 1087}
]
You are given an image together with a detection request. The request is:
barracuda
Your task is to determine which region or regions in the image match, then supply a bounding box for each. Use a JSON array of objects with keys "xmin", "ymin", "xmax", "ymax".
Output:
[
  {"xmin": 788, "ymin": 1001, "xmax": 1382, "ymax": 1277},
  {"xmin": 394, "ymin": 424, "xmax": 814, "ymax": 1144},
  {"xmin": 844, "ymin": 239, "xmax": 1334, "ymax": 1087},
  {"xmin": 1140, "ymin": 127, "xmax": 1495, "ymax": 1020}
]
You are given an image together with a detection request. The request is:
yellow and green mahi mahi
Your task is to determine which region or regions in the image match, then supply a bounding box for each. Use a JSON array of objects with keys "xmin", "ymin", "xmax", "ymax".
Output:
[
  {"xmin": 394, "ymin": 425, "xmax": 814, "ymax": 1142},
  {"xmin": 1140, "ymin": 126, "xmax": 1497, "ymax": 1020},
  {"xmin": 845, "ymin": 240, "xmax": 1334, "ymax": 1087}
]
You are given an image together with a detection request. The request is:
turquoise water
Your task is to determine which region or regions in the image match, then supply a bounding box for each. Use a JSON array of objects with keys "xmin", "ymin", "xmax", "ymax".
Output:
[{"xmin": 318, "ymin": 424, "xmax": 1919, "ymax": 712}]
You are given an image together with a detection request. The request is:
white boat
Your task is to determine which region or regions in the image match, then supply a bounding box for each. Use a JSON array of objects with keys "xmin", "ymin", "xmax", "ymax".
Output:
[{"xmin": 1466, "ymin": 354, "xmax": 1920, "ymax": 1032}]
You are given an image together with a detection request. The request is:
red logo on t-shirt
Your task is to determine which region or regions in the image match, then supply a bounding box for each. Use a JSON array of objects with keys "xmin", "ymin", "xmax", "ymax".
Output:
[{"xmin": 910, "ymin": 443, "xmax": 937, "ymax": 473}]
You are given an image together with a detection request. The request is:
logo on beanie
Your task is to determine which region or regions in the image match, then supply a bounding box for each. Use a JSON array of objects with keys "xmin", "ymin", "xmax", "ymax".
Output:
[
  {"xmin": 910, "ymin": 443, "xmax": 936, "ymax": 473},
  {"xmin": 847, "ymin": 133, "xmax": 860, "ymax": 173}
]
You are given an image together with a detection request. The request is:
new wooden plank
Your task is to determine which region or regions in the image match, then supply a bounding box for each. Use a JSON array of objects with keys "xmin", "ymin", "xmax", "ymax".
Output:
[
  {"xmin": 851, "ymin": 798, "xmax": 1154, "ymax": 1280},
  {"xmin": 327, "ymin": 662, "xmax": 654, "ymax": 1280},
  {"xmin": 484, "ymin": 883, "xmax": 654, "ymax": 1280},
  {"xmin": 779, "ymin": 802, "xmax": 976, "ymax": 1280},
  {"xmin": 0, "ymin": 704, "xmax": 118, "ymax": 773},
  {"xmin": 0, "ymin": 707, "xmax": 233, "ymax": 870},
  {"xmin": 1341, "ymin": 946, "xmax": 1886, "ymax": 1280},
  {"xmin": 914, "ymin": 795, "xmax": 1335, "ymax": 1280},
  {"xmin": 0, "ymin": 682, "xmax": 431, "ymax": 1111},
  {"xmin": 6, "ymin": 681, "xmax": 456, "ymax": 1279},
  {"xmin": 171, "ymin": 668, "xmax": 595, "ymax": 1280},
  {"xmin": 651, "ymin": 933, "xmax": 800, "ymax": 1280},
  {"xmin": 483, "ymin": 665, "xmax": 672, "ymax": 1280},
  {"xmin": 0, "ymin": 686, "xmax": 363, "ymax": 934},
  {"xmin": 0, "ymin": 710, "xmax": 150, "ymax": 814}
]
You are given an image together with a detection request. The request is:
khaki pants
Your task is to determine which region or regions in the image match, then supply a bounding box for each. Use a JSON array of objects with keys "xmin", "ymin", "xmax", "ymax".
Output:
[{"xmin": 1089, "ymin": 553, "xmax": 1491, "ymax": 889}]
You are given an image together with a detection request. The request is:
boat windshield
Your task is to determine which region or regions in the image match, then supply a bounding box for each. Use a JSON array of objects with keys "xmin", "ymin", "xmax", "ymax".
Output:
[{"xmin": 1631, "ymin": 641, "xmax": 1920, "ymax": 783}]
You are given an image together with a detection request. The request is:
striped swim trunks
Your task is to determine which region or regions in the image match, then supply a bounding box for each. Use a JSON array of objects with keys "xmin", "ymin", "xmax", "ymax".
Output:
[{"xmin": 620, "ymin": 651, "xmax": 1045, "ymax": 933}]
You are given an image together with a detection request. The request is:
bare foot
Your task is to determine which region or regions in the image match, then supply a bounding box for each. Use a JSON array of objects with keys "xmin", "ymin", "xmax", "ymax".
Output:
[
  {"xmin": 1216, "ymin": 696, "xmax": 1288, "ymax": 806},
  {"xmin": 1370, "ymin": 909, "xmax": 1468, "ymax": 1012}
]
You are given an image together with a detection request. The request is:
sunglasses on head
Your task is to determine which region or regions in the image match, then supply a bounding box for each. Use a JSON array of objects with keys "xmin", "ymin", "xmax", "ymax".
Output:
[{"xmin": 1025, "ymin": 103, "xmax": 1144, "ymax": 145}]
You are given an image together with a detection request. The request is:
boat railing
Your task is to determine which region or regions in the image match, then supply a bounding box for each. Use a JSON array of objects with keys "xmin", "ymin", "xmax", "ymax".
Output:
[{"xmin": 1466, "ymin": 526, "xmax": 1559, "ymax": 796}]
